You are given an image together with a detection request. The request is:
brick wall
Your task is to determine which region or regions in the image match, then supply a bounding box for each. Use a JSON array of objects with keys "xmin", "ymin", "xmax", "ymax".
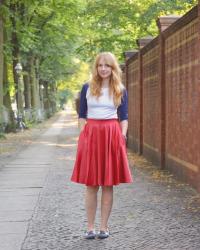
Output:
[
  {"xmin": 142, "ymin": 43, "xmax": 161, "ymax": 165},
  {"xmin": 127, "ymin": 56, "xmax": 140, "ymax": 152},
  {"xmin": 125, "ymin": 5, "xmax": 200, "ymax": 192},
  {"xmin": 120, "ymin": 64, "xmax": 126, "ymax": 88},
  {"xmin": 164, "ymin": 8, "xmax": 200, "ymax": 191}
]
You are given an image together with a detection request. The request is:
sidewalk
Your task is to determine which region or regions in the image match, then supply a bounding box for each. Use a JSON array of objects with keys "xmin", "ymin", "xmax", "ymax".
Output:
[{"xmin": 0, "ymin": 108, "xmax": 199, "ymax": 250}]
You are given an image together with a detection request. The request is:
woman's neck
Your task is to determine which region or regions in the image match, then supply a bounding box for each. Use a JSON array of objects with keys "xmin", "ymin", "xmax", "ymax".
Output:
[{"xmin": 101, "ymin": 79, "xmax": 110, "ymax": 88}]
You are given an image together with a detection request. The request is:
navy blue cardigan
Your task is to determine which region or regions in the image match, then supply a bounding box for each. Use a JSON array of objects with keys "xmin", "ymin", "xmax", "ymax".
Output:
[{"xmin": 79, "ymin": 83, "xmax": 128, "ymax": 121}]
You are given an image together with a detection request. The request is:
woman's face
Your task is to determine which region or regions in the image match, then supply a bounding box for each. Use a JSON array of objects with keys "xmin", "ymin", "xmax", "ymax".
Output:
[{"xmin": 97, "ymin": 57, "xmax": 112, "ymax": 80}]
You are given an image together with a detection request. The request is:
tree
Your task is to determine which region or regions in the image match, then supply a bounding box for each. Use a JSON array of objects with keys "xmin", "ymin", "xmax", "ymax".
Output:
[
  {"xmin": 76, "ymin": 0, "xmax": 198, "ymax": 61},
  {"xmin": 0, "ymin": 1, "xmax": 4, "ymax": 128},
  {"xmin": 2, "ymin": 0, "xmax": 86, "ymax": 120},
  {"xmin": 0, "ymin": 0, "xmax": 198, "ymax": 129}
]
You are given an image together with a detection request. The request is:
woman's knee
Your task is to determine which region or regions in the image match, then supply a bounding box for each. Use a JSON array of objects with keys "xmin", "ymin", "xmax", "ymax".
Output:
[
  {"xmin": 86, "ymin": 185, "xmax": 99, "ymax": 194},
  {"xmin": 102, "ymin": 186, "xmax": 113, "ymax": 193}
]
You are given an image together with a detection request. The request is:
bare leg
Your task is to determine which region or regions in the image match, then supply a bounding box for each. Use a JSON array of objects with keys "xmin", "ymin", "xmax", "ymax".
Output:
[
  {"xmin": 85, "ymin": 186, "xmax": 99, "ymax": 231},
  {"xmin": 100, "ymin": 186, "xmax": 113, "ymax": 231}
]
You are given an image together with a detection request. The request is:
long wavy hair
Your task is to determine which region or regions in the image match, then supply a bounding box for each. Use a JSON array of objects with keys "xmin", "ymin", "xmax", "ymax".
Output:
[{"xmin": 89, "ymin": 52, "xmax": 124, "ymax": 106}]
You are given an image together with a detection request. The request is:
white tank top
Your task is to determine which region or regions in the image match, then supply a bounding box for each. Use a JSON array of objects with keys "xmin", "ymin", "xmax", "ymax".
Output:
[{"xmin": 86, "ymin": 87, "xmax": 118, "ymax": 119}]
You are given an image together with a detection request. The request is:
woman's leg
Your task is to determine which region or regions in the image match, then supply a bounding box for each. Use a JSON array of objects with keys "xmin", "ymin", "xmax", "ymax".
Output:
[
  {"xmin": 100, "ymin": 186, "xmax": 113, "ymax": 231},
  {"xmin": 85, "ymin": 186, "xmax": 99, "ymax": 231}
]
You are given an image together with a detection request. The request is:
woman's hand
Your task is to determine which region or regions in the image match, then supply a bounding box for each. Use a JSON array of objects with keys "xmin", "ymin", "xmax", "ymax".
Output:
[
  {"xmin": 78, "ymin": 118, "xmax": 86, "ymax": 132},
  {"xmin": 120, "ymin": 120, "xmax": 128, "ymax": 138}
]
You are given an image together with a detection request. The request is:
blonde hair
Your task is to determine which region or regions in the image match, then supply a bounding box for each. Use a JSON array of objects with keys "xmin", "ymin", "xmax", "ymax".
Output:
[{"xmin": 89, "ymin": 52, "xmax": 124, "ymax": 106}]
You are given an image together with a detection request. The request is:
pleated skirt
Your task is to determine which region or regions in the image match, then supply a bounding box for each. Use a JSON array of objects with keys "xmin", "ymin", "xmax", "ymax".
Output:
[{"xmin": 71, "ymin": 119, "xmax": 133, "ymax": 186}]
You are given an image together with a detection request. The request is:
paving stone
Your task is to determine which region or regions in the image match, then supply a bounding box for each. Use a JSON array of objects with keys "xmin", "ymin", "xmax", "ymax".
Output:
[{"xmin": 0, "ymin": 110, "xmax": 200, "ymax": 250}]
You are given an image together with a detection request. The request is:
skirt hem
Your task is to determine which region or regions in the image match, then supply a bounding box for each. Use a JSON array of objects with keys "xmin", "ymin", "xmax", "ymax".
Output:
[{"xmin": 71, "ymin": 179, "xmax": 133, "ymax": 186}]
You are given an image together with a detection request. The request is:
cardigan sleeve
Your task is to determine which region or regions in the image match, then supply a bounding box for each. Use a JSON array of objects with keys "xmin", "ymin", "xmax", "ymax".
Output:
[
  {"xmin": 78, "ymin": 83, "xmax": 89, "ymax": 119},
  {"xmin": 117, "ymin": 89, "xmax": 128, "ymax": 121}
]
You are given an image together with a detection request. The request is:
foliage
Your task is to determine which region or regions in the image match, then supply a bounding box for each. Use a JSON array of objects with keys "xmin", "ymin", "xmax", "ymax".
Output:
[
  {"xmin": 76, "ymin": 0, "xmax": 198, "ymax": 61},
  {"xmin": 0, "ymin": 0, "xmax": 198, "ymax": 108},
  {"xmin": 57, "ymin": 60, "xmax": 90, "ymax": 106},
  {"xmin": 2, "ymin": 0, "xmax": 85, "ymax": 84}
]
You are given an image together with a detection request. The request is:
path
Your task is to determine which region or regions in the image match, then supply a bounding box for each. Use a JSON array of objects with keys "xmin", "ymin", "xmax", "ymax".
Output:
[{"xmin": 0, "ymin": 108, "xmax": 199, "ymax": 250}]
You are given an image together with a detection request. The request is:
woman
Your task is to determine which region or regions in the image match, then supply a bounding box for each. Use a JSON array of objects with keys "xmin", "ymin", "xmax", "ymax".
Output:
[{"xmin": 71, "ymin": 52, "xmax": 133, "ymax": 239}]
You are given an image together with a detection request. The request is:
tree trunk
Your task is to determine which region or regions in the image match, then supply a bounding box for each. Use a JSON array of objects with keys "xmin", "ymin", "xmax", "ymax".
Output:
[
  {"xmin": 3, "ymin": 17, "xmax": 15, "ymax": 127},
  {"xmin": 23, "ymin": 64, "xmax": 31, "ymax": 109},
  {"xmin": 30, "ymin": 56, "xmax": 36, "ymax": 107},
  {"xmin": 30, "ymin": 55, "xmax": 40, "ymax": 120},
  {"xmin": 35, "ymin": 57, "xmax": 43, "ymax": 120},
  {"xmin": 3, "ymin": 57, "xmax": 15, "ymax": 130},
  {"xmin": 43, "ymin": 81, "xmax": 50, "ymax": 118},
  {"xmin": 0, "ymin": 12, "xmax": 4, "ymax": 126},
  {"xmin": 10, "ymin": 2, "xmax": 23, "ymax": 116},
  {"xmin": 50, "ymin": 83, "xmax": 57, "ymax": 113},
  {"xmin": 39, "ymin": 79, "xmax": 45, "ymax": 114},
  {"xmin": 11, "ymin": 21, "xmax": 19, "ymax": 108}
]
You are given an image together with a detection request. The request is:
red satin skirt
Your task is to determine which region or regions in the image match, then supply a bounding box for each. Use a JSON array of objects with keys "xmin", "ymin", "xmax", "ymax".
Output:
[{"xmin": 71, "ymin": 119, "xmax": 133, "ymax": 186}]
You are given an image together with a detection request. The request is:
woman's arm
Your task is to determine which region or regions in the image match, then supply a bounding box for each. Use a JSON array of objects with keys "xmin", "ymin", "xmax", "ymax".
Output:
[
  {"xmin": 78, "ymin": 83, "xmax": 89, "ymax": 132},
  {"xmin": 118, "ymin": 88, "xmax": 128, "ymax": 138},
  {"xmin": 78, "ymin": 118, "xmax": 86, "ymax": 132},
  {"xmin": 120, "ymin": 120, "xmax": 128, "ymax": 138}
]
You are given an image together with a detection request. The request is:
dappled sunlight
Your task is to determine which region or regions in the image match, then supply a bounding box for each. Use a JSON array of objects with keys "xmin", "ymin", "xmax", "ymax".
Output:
[
  {"xmin": 52, "ymin": 120, "xmax": 78, "ymax": 128},
  {"xmin": 26, "ymin": 140, "xmax": 78, "ymax": 148},
  {"xmin": 69, "ymin": 136, "xmax": 79, "ymax": 141},
  {"xmin": 49, "ymin": 143, "xmax": 77, "ymax": 148},
  {"xmin": 57, "ymin": 156, "xmax": 75, "ymax": 161}
]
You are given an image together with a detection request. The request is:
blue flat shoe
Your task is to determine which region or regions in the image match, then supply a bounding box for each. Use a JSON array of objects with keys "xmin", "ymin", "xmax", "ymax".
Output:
[
  {"xmin": 97, "ymin": 229, "xmax": 110, "ymax": 239},
  {"xmin": 84, "ymin": 230, "xmax": 96, "ymax": 239}
]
